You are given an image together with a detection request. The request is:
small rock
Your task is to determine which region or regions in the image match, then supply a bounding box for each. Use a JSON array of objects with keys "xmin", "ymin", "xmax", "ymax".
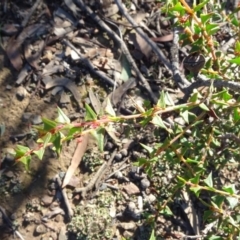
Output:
[
  {"xmin": 120, "ymin": 149, "xmax": 128, "ymax": 157},
  {"xmin": 126, "ymin": 202, "xmax": 141, "ymax": 220},
  {"xmin": 147, "ymin": 194, "xmax": 156, "ymax": 203},
  {"xmin": 67, "ymin": 175, "xmax": 79, "ymax": 188},
  {"xmin": 140, "ymin": 178, "xmax": 150, "ymax": 190},
  {"xmin": 31, "ymin": 115, "xmax": 42, "ymax": 125},
  {"xmin": 50, "ymin": 232, "xmax": 58, "ymax": 240},
  {"xmin": 105, "ymin": 141, "xmax": 114, "ymax": 150},
  {"xmin": 174, "ymin": 117, "xmax": 185, "ymax": 126},
  {"xmin": 42, "ymin": 50, "xmax": 53, "ymax": 64},
  {"xmin": 99, "ymin": 183, "xmax": 107, "ymax": 191},
  {"xmin": 58, "ymin": 226, "xmax": 67, "ymax": 240},
  {"xmin": 114, "ymin": 153, "xmax": 123, "ymax": 161},
  {"xmin": 6, "ymin": 85, "xmax": 12, "ymax": 90},
  {"xmin": 114, "ymin": 171, "xmax": 123, "ymax": 179},
  {"xmin": 119, "ymin": 222, "xmax": 136, "ymax": 230},
  {"xmin": 41, "ymin": 195, "xmax": 54, "ymax": 206},
  {"xmin": 35, "ymin": 224, "xmax": 47, "ymax": 235},
  {"xmin": 60, "ymin": 92, "xmax": 70, "ymax": 104},
  {"xmin": 122, "ymin": 182, "xmax": 140, "ymax": 195},
  {"xmin": 123, "ymin": 230, "xmax": 133, "ymax": 238},
  {"xmin": 52, "ymin": 86, "xmax": 63, "ymax": 96},
  {"xmin": 128, "ymin": 202, "xmax": 136, "ymax": 212},
  {"xmin": 22, "ymin": 112, "xmax": 32, "ymax": 122},
  {"xmin": 16, "ymin": 86, "xmax": 28, "ymax": 101},
  {"xmin": 4, "ymin": 171, "xmax": 14, "ymax": 178},
  {"xmin": 55, "ymin": 214, "xmax": 64, "ymax": 222},
  {"xmin": 109, "ymin": 203, "xmax": 116, "ymax": 218},
  {"xmin": 43, "ymin": 96, "xmax": 52, "ymax": 103},
  {"xmin": 49, "ymin": 182, "xmax": 58, "ymax": 190},
  {"xmin": 138, "ymin": 196, "xmax": 143, "ymax": 211}
]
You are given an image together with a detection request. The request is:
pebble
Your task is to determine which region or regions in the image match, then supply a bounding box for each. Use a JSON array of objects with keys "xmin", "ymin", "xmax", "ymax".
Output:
[
  {"xmin": 6, "ymin": 85, "xmax": 12, "ymax": 90},
  {"xmin": 16, "ymin": 86, "xmax": 28, "ymax": 101},
  {"xmin": 140, "ymin": 178, "xmax": 150, "ymax": 190},
  {"xmin": 123, "ymin": 230, "xmax": 133, "ymax": 238},
  {"xmin": 4, "ymin": 171, "xmax": 14, "ymax": 178},
  {"xmin": 67, "ymin": 176, "xmax": 80, "ymax": 188},
  {"xmin": 120, "ymin": 148, "xmax": 128, "ymax": 157},
  {"xmin": 41, "ymin": 195, "xmax": 54, "ymax": 206},
  {"xmin": 60, "ymin": 92, "xmax": 70, "ymax": 104},
  {"xmin": 114, "ymin": 153, "xmax": 123, "ymax": 161},
  {"xmin": 105, "ymin": 141, "xmax": 114, "ymax": 150},
  {"xmin": 35, "ymin": 224, "xmax": 47, "ymax": 235},
  {"xmin": 119, "ymin": 221, "xmax": 136, "ymax": 230},
  {"xmin": 49, "ymin": 182, "xmax": 58, "ymax": 190},
  {"xmin": 138, "ymin": 196, "xmax": 143, "ymax": 211},
  {"xmin": 147, "ymin": 194, "xmax": 156, "ymax": 203},
  {"xmin": 31, "ymin": 115, "xmax": 42, "ymax": 125},
  {"xmin": 114, "ymin": 171, "xmax": 123, "ymax": 179},
  {"xmin": 22, "ymin": 112, "xmax": 32, "ymax": 122},
  {"xmin": 55, "ymin": 214, "xmax": 64, "ymax": 222},
  {"xmin": 122, "ymin": 182, "xmax": 140, "ymax": 195},
  {"xmin": 58, "ymin": 226, "xmax": 67, "ymax": 240}
]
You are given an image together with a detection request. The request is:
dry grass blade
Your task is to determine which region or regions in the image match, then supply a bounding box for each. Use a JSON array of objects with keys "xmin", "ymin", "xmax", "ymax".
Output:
[
  {"xmin": 24, "ymin": 39, "xmax": 45, "ymax": 70},
  {"xmin": 62, "ymin": 134, "xmax": 89, "ymax": 188},
  {"xmin": 6, "ymin": 38, "xmax": 23, "ymax": 71},
  {"xmin": 44, "ymin": 77, "xmax": 81, "ymax": 106}
]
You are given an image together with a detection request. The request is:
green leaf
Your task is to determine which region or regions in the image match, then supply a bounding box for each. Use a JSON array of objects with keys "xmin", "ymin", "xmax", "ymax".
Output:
[
  {"xmin": 55, "ymin": 107, "xmax": 70, "ymax": 124},
  {"xmin": 19, "ymin": 156, "xmax": 31, "ymax": 171},
  {"xmin": 171, "ymin": 2, "xmax": 185, "ymax": 16},
  {"xmin": 91, "ymin": 127, "xmax": 105, "ymax": 152},
  {"xmin": 189, "ymin": 91, "xmax": 199, "ymax": 102},
  {"xmin": 151, "ymin": 115, "xmax": 167, "ymax": 130},
  {"xmin": 193, "ymin": 0, "xmax": 209, "ymax": 12},
  {"xmin": 180, "ymin": 110, "xmax": 189, "ymax": 124},
  {"xmin": 228, "ymin": 57, "xmax": 240, "ymax": 65},
  {"xmin": 232, "ymin": 16, "xmax": 239, "ymax": 27},
  {"xmin": 186, "ymin": 158, "xmax": 199, "ymax": 164},
  {"xmin": 222, "ymin": 184, "xmax": 236, "ymax": 194},
  {"xmin": 190, "ymin": 186, "xmax": 201, "ymax": 197},
  {"xmin": 33, "ymin": 148, "xmax": 45, "ymax": 161},
  {"xmin": 235, "ymin": 41, "xmax": 240, "ymax": 53},
  {"xmin": 165, "ymin": 92, "xmax": 175, "ymax": 106},
  {"xmin": 42, "ymin": 117, "xmax": 57, "ymax": 131},
  {"xmin": 33, "ymin": 132, "xmax": 52, "ymax": 160},
  {"xmin": 208, "ymin": 236, "xmax": 222, "ymax": 240},
  {"xmin": 203, "ymin": 210, "xmax": 213, "ymax": 222},
  {"xmin": 189, "ymin": 174, "xmax": 200, "ymax": 184},
  {"xmin": 199, "ymin": 103, "xmax": 209, "ymax": 111},
  {"xmin": 85, "ymin": 104, "xmax": 97, "ymax": 121},
  {"xmin": 200, "ymin": 13, "xmax": 213, "ymax": 25},
  {"xmin": 204, "ymin": 172, "xmax": 213, "ymax": 188},
  {"xmin": 149, "ymin": 229, "xmax": 156, "ymax": 240},
  {"xmin": 67, "ymin": 127, "xmax": 82, "ymax": 139},
  {"xmin": 51, "ymin": 132, "xmax": 62, "ymax": 156},
  {"xmin": 157, "ymin": 91, "xmax": 166, "ymax": 108},
  {"xmin": 140, "ymin": 143, "xmax": 154, "ymax": 154},
  {"xmin": 104, "ymin": 97, "xmax": 116, "ymax": 117},
  {"xmin": 15, "ymin": 145, "xmax": 30, "ymax": 158},
  {"xmin": 0, "ymin": 124, "xmax": 5, "ymax": 137},
  {"xmin": 205, "ymin": 23, "xmax": 219, "ymax": 35},
  {"xmin": 211, "ymin": 195, "xmax": 225, "ymax": 208},
  {"xmin": 228, "ymin": 216, "xmax": 238, "ymax": 227},
  {"xmin": 226, "ymin": 197, "xmax": 238, "ymax": 209},
  {"xmin": 120, "ymin": 55, "xmax": 131, "ymax": 82},
  {"xmin": 233, "ymin": 108, "xmax": 240, "ymax": 122},
  {"xmin": 159, "ymin": 206, "xmax": 173, "ymax": 216},
  {"xmin": 136, "ymin": 157, "xmax": 148, "ymax": 166}
]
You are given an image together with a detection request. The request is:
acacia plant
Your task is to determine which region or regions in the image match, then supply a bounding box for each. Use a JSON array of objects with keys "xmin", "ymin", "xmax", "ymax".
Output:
[{"xmin": 3, "ymin": 0, "xmax": 240, "ymax": 239}]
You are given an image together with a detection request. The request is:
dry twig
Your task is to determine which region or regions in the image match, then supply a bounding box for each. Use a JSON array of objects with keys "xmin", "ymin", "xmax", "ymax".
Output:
[{"xmin": 74, "ymin": 0, "xmax": 158, "ymax": 103}]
